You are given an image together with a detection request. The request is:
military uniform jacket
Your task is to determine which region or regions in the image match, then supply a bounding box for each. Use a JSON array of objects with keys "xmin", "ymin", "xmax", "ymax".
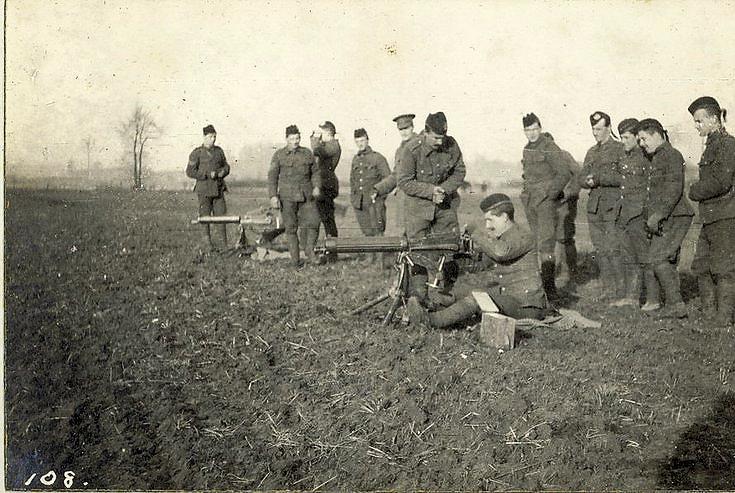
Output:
[
  {"xmin": 311, "ymin": 138, "xmax": 341, "ymax": 199},
  {"xmin": 473, "ymin": 223, "xmax": 545, "ymax": 308},
  {"xmin": 267, "ymin": 146, "xmax": 322, "ymax": 202},
  {"xmin": 562, "ymin": 149, "xmax": 582, "ymax": 200},
  {"xmin": 350, "ymin": 146, "xmax": 394, "ymax": 210},
  {"xmin": 647, "ymin": 141, "xmax": 694, "ymax": 219},
  {"xmin": 396, "ymin": 132, "xmax": 466, "ymax": 220},
  {"xmin": 521, "ymin": 133, "xmax": 572, "ymax": 206},
  {"xmin": 186, "ymin": 145, "xmax": 230, "ymax": 197},
  {"xmin": 688, "ymin": 129, "xmax": 735, "ymax": 224},
  {"xmin": 580, "ymin": 139, "xmax": 625, "ymax": 215},
  {"xmin": 617, "ymin": 146, "xmax": 651, "ymax": 224}
]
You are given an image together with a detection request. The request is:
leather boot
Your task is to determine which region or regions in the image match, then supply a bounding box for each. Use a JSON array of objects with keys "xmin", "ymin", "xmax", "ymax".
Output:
[
  {"xmin": 324, "ymin": 235, "xmax": 338, "ymax": 263},
  {"xmin": 429, "ymin": 295, "xmax": 482, "ymax": 328},
  {"xmin": 713, "ymin": 274, "xmax": 735, "ymax": 326},
  {"xmin": 650, "ymin": 262, "xmax": 687, "ymax": 319},
  {"xmin": 541, "ymin": 260, "xmax": 559, "ymax": 302},
  {"xmin": 641, "ymin": 268, "xmax": 661, "ymax": 311},
  {"xmin": 408, "ymin": 268, "xmax": 429, "ymax": 306},
  {"xmin": 303, "ymin": 227, "xmax": 323, "ymax": 265},
  {"xmin": 697, "ymin": 274, "xmax": 716, "ymax": 313},
  {"xmin": 286, "ymin": 232, "xmax": 301, "ymax": 266},
  {"xmin": 565, "ymin": 240, "xmax": 578, "ymax": 282},
  {"xmin": 199, "ymin": 224, "xmax": 214, "ymax": 252}
]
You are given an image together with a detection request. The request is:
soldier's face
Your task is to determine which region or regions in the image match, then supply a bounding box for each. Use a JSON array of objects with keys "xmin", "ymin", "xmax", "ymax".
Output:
[
  {"xmin": 621, "ymin": 132, "xmax": 638, "ymax": 152},
  {"xmin": 355, "ymin": 136, "xmax": 369, "ymax": 152},
  {"xmin": 637, "ymin": 130, "xmax": 663, "ymax": 154},
  {"xmin": 320, "ymin": 130, "xmax": 334, "ymax": 142},
  {"xmin": 286, "ymin": 134, "xmax": 301, "ymax": 150},
  {"xmin": 592, "ymin": 120, "xmax": 611, "ymax": 143},
  {"xmin": 484, "ymin": 211, "xmax": 508, "ymax": 235},
  {"xmin": 203, "ymin": 133, "xmax": 216, "ymax": 148},
  {"xmin": 398, "ymin": 125, "xmax": 414, "ymax": 141},
  {"xmin": 523, "ymin": 123, "xmax": 541, "ymax": 143},
  {"xmin": 425, "ymin": 130, "xmax": 444, "ymax": 149},
  {"xmin": 693, "ymin": 108, "xmax": 718, "ymax": 137}
]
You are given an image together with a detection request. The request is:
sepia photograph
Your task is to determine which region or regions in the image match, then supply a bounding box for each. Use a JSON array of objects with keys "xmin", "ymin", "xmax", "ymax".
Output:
[{"xmin": 4, "ymin": 0, "xmax": 735, "ymax": 490}]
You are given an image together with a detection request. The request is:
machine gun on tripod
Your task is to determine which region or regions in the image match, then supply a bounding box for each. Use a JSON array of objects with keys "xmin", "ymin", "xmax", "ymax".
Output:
[
  {"xmin": 314, "ymin": 233, "xmax": 477, "ymax": 326},
  {"xmin": 191, "ymin": 207, "xmax": 287, "ymax": 258}
]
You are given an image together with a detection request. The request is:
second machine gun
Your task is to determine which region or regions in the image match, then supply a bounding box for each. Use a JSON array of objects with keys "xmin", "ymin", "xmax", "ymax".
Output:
[{"xmin": 314, "ymin": 233, "xmax": 476, "ymax": 326}]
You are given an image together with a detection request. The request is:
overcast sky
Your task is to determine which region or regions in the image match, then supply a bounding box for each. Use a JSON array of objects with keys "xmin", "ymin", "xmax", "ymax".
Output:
[{"xmin": 6, "ymin": 0, "xmax": 735, "ymax": 181}]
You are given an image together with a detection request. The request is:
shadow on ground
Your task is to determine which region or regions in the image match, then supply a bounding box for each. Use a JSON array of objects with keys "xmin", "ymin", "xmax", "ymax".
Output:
[{"xmin": 657, "ymin": 391, "xmax": 735, "ymax": 489}]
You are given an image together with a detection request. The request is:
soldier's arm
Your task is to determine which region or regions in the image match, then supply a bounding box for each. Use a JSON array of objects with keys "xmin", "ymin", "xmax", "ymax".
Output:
[
  {"xmin": 307, "ymin": 151, "xmax": 323, "ymax": 190},
  {"xmin": 439, "ymin": 142, "xmax": 467, "ymax": 194},
  {"xmin": 218, "ymin": 148, "xmax": 230, "ymax": 179},
  {"xmin": 546, "ymin": 145, "xmax": 573, "ymax": 197},
  {"xmin": 396, "ymin": 146, "xmax": 435, "ymax": 199},
  {"xmin": 185, "ymin": 149, "xmax": 207, "ymax": 180},
  {"xmin": 472, "ymin": 232, "xmax": 531, "ymax": 262},
  {"xmin": 267, "ymin": 151, "xmax": 280, "ymax": 198},
  {"xmin": 652, "ymin": 150, "xmax": 685, "ymax": 218},
  {"xmin": 689, "ymin": 139, "xmax": 735, "ymax": 201},
  {"xmin": 373, "ymin": 154, "xmax": 396, "ymax": 195},
  {"xmin": 578, "ymin": 149, "xmax": 595, "ymax": 189}
]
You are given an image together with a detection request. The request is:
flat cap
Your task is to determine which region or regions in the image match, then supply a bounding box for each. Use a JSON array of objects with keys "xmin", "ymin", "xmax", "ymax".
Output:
[
  {"xmin": 203, "ymin": 124, "xmax": 216, "ymax": 135},
  {"xmin": 617, "ymin": 118, "xmax": 639, "ymax": 136},
  {"xmin": 354, "ymin": 128, "xmax": 368, "ymax": 139},
  {"xmin": 319, "ymin": 120, "xmax": 336, "ymax": 134},
  {"xmin": 590, "ymin": 111, "xmax": 612, "ymax": 127},
  {"xmin": 688, "ymin": 96, "xmax": 720, "ymax": 115},
  {"xmin": 480, "ymin": 193, "xmax": 513, "ymax": 213},
  {"xmin": 425, "ymin": 112, "xmax": 448, "ymax": 135},
  {"xmin": 392, "ymin": 113, "xmax": 416, "ymax": 129},
  {"xmin": 285, "ymin": 124, "xmax": 300, "ymax": 137},
  {"xmin": 522, "ymin": 113, "xmax": 540, "ymax": 128}
]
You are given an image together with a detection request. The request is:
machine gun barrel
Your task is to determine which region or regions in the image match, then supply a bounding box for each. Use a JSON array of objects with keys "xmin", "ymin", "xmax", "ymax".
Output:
[
  {"xmin": 191, "ymin": 215, "xmax": 276, "ymax": 227},
  {"xmin": 314, "ymin": 234, "xmax": 460, "ymax": 255}
]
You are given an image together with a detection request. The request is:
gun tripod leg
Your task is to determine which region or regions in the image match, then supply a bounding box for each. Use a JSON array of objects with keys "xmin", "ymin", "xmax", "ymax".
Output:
[
  {"xmin": 350, "ymin": 293, "xmax": 391, "ymax": 316},
  {"xmin": 382, "ymin": 294, "xmax": 404, "ymax": 326}
]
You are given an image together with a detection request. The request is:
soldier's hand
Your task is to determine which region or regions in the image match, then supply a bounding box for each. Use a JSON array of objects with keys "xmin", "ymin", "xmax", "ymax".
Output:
[
  {"xmin": 270, "ymin": 196, "xmax": 280, "ymax": 210},
  {"xmin": 313, "ymin": 186, "xmax": 321, "ymax": 199},
  {"xmin": 646, "ymin": 213, "xmax": 663, "ymax": 234},
  {"xmin": 210, "ymin": 171, "xmax": 218, "ymax": 179},
  {"xmin": 370, "ymin": 190, "xmax": 379, "ymax": 203},
  {"xmin": 432, "ymin": 186, "xmax": 446, "ymax": 204},
  {"xmin": 585, "ymin": 175, "xmax": 595, "ymax": 187}
]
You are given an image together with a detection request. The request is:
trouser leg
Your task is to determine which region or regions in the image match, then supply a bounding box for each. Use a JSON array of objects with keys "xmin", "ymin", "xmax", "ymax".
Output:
[
  {"xmin": 211, "ymin": 195, "xmax": 227, "ymax": 248},
  {"xmin": 281, "ymin": 200, "xmax": 301, "ymax": 265},
  {"xmin": 714, "ymin": 273, "xmax": 735, "ymax": 326},
  {"xmin": 197, "ymin": 195, "xmax": 214, "ymax": 250}
]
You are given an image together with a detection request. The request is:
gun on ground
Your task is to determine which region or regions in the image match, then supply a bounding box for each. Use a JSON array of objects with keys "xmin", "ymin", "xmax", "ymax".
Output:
[
  {"xmin": 191, "ymin": 208, "xmax": 285, "ymax": 253},
  {"xmin": 314, "ymin": 233, "xmax": 477, "ymax": 326}
]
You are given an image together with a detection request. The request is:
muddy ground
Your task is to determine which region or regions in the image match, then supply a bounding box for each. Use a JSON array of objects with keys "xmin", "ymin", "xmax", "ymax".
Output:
[{"xmin": 4, "ymin": 188, "xmax": 734, "ymax": 490}]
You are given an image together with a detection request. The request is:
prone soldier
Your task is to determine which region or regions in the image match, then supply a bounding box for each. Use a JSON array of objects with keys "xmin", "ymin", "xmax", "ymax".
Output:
[
  {"xmin": 687, "ymin": 96, "xmax": 735, "ymax": 326},
  {"xmin": 350, "ymin": 128, "xmax": 396, "ymax": 267},
  {"xmin": 520, "ymin": 113, "xmax": 573, "ymax": 299},
  {"xmin": 406, "ymin": 193, "xmax": 550, "ymax": 328},
  {"xmin": 268, "ymin": 125, "xmax": 322, "ymax": 267},
  {"xmin": 579, "ymin": 112, "xmax": 625, "ymax": 298},
  {"xmin": 396, "ymin": 112, "xmax": 466, "ymax": 306},
  {"xmin": 186, "ymin": 124, "xmax": 230, "ymax": 252},
  {"xmin": 636, "ymin": 118, "xmax": 695, "ymax": 319},
  {"xmin": 310, "ymin": 121, "xmax": 342, "ymax": 262}
]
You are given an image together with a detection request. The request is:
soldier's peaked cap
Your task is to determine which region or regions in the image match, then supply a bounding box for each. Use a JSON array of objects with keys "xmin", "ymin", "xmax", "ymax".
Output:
[
  {"xmin": 425, "ymin": 112, "xmax": 448, "ymax": 135},
  {"xmin": 480, "ymin": 193, "xmax": 513, "ymax": 213},
  {"xmin": 688, "ymin": 96, "xmax": 721, "ymax": 115},
  {"xmin": 392, "ymin": 113, "xmax": 416, "ymax": 129},
  {"xmin": 203, "ymin": 124, "xmax": 216, "ymax": 135},
  {"xmin": 590, "ymin": 111, "xmax": 612, "ymax": 126}
]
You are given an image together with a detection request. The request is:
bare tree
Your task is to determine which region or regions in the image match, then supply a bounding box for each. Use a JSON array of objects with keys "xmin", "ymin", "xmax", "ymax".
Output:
[
  {"xmin": 119, "ymin": 105, "xmax": 160, "ymax": 190},
  {"xmin": 82, "ymin": 136, "xmax": 95, "ymax": 180}
]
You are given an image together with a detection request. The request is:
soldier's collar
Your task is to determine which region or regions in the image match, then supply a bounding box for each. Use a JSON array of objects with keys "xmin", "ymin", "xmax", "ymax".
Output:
[
  {"xmin": 357, "ymin": 146, "xmax": 372, "ymax": 155},
  {"xmin": 706, "ymin": 128, "xmax": 725, "ymax": 145}
]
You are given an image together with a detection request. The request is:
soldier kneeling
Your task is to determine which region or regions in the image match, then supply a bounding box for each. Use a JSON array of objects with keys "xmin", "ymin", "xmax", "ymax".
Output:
[{"xmin": 407, "ymin": 193, "xmax": 550, "ymax": 328}]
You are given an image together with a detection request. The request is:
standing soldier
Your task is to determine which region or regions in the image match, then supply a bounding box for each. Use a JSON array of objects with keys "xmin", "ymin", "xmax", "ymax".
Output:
[
  {"xmin": 392, "ymin": 113, "xmax": 418, "ymax": 233},
  {"xmin": 610, "ymin": 118, "xmax": 657, "ymax": 308},
  {"xmin": 350, "ymin": 128, "xmax": 396, "ymax": 267},
  {"xmin": 520, "ymin": 113, "xmax": 572, "ymax": 300},
  {"xmin": 186, "ymin": 124, "xmax": 230, "ymax": 252},
  {"xmin": 579, "ymin": 112, "xmax": 625, "ymax": 299},
  {"xmin": 636, "ymin": 118, "xmax": 694, "ymax": 319},
  {"xmin": 396, "ymin": 112, "xmax": 466, "ymax": 306},
  {"xmin": 311, "ymin": 121, "xmax": 341, "ymax": 262},
  {"xmin": 687, "ymin": 96, "xmax": 735, "ymax": 326},
  {"xmin": 555, "ymin": 147, "xmax": 581, "ymax": 290},
  {"xmin": 268, "ymin": 125, "xmax": 322, "ymax": 267}
]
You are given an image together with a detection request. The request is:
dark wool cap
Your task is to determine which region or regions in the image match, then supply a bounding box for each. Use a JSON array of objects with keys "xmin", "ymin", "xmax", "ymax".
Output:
[
  {"xmin": 354, "ymin": 128, "xmax": 368, "ymax": 139},
  {"xmin": 203, "ymin": 124, "xmax": 216, "ymax": 135},
  {"xmin": 522, "ymin": 113, "xmax": 540, "ymax": 128},
  {"xmin": 480, "ymin": 193, "xmax": 513, "ymax": 213},
  {"xmin": 636, "ymin": 118, "xmax": 665, "ymax": 135},
  {"xmin": 688, "ymin": 96, "xmax": 721, "ymax": 115},
  {"xmin": 590, "ymin": 111, "xmax": 612, "ymax": 127},
  {"xmin": 618, "ymin": 118, "xmax": 639, "ymax": 136},
  {"xmin": 425, "ymin": 112, "xmax": 448, "ymax": 135},
  {"xmin": 392, "ymin": 113, "xmax": 416, "ymax": 129},
  {"xmin": 286, "ymin": 124, "xmax": 300, "ymax": 137},
  {"xmin": 319, "ymin": 120, "xmax": 336, "ymax": 134}
]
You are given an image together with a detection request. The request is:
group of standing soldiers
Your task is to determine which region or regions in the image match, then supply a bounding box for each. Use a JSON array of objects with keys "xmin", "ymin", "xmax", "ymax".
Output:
[{"xmin": 186, "ymin": 95, "xmax": 734, "ymax": 327}]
